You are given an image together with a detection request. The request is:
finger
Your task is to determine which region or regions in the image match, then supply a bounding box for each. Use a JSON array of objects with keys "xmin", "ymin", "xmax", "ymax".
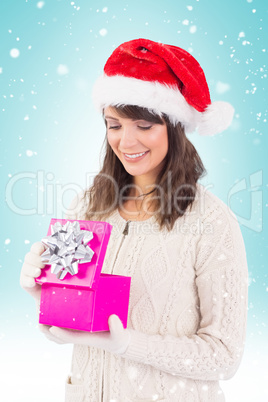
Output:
[
  {"xmin": 41, "ymin": 328, "xmax": 66, "ymax": 344},
  {"xmin": 38, "ymin": 324, "xmax": 52, "ymax": 334},
  {"xmin": 24, "ymin": 252, "xmax": 46, "ymax": 268},
  {"xmin": 31, "ymin": 242, "xmax": 47, "ymax": 255},
  {"xmin": 20, "ymin": 275, "xmax": 37, "ymax": 289},
  {"xmin": 22, "ymin": 263, "xmax": 41, "ymax": 278},
  {"xmin": 49, "ymin": 327, "xmax": 93, "ymax": 345},
  {"xmin": 49, "ymin": 327, "xmax": 74, "ymax": 344},
  {"xmin": 108, "ymin": 315, "xmax": 124, "ymax": 335},
  {"xmin": 45, "ymin": 333, "xmax": 66, "ymax": 344}
]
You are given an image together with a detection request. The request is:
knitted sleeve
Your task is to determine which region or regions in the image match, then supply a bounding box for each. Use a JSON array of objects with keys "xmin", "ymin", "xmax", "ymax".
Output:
[{"xmin": 121, "ymin": 204, "xmax": 248, "ymax": 381}]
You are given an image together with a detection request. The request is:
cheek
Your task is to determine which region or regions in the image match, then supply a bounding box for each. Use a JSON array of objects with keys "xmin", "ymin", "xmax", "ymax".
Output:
[
  {"xmin": 148, "ymin": 130, "xmax": 168, "ymax": 152},
  {"xmin": 159, "ymin": 134, "xmax": 168, "ymax": 151}
]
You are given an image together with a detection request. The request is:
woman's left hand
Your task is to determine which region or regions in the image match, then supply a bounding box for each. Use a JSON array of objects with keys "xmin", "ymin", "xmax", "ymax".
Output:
[{"xmin": 38, "ymin": 315, "xmax": 131, "ymax": 355}]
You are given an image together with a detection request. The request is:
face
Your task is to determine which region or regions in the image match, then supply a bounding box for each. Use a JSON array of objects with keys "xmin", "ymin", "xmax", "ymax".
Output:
[{"xmin": 105, "ymin": 107, "xmax": 168, "ymax": 184}]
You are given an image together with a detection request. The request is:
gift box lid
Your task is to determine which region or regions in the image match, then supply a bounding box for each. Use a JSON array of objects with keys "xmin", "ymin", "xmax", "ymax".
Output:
[{"xmin": 35, "ymin": 218, "xmax": 112, "ymax": 290}]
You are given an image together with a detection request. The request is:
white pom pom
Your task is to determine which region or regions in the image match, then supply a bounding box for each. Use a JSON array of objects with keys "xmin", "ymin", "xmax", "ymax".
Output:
[{"xmin": 197, "ymin": 101, "xmax": 235, "ymax": 136}]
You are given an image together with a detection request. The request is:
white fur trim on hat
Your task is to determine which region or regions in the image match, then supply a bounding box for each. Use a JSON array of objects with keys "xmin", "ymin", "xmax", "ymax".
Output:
[
  {"xmin": 197, "ymin": 101, "xmax": 235, "ymax": 136},
  {"xmin": 92, "ymin": 74, "xmax": 201, "ymax": 133},
  {"xmin": 92, "ymin": 74, "xmax": 234, "ymax": 135}
]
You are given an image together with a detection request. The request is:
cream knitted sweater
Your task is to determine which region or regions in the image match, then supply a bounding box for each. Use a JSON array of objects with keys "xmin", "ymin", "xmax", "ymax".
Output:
[{"xmin": 64, "ymin": 182, "xmax": 248, "ymax": 402}]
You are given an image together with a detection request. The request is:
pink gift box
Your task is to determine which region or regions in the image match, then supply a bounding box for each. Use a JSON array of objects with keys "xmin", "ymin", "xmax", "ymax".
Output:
[{"xmin": 35, "ymin": 218, "xmax": 131, "ymax": 332}]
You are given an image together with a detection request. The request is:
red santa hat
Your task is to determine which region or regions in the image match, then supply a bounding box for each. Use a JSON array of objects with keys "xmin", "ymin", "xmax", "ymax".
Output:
[{"xmin": 92, "ymin": 38, "xmax": 234, "ymax": 136}]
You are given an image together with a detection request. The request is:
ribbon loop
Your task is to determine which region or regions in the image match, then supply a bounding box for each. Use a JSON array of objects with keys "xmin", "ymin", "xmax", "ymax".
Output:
[{"xmin": 41, "ymin": 221, "xmax": 95, "ymax": 280}]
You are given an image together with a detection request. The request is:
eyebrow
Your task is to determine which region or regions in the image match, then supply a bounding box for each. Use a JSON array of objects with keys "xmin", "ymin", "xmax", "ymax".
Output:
[
  {"xmin": 104, "ymin": 115, "xmax": 153, "ymax": 123},
  {"xmin": 104, "ymin": 115, "xmax": 119, "ymax": 121}
]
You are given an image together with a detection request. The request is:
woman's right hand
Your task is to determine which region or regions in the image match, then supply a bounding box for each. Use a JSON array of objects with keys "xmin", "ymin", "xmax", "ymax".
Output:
[{"xmin": 20, "ymin": 242, "xmax": 47, "ymax": 301}]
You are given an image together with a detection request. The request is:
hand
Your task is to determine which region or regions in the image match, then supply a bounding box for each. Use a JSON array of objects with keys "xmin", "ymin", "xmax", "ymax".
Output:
[
  {"xmin": 38, "ymin": 315, "xmax": 131, "ymax": 355},
  {"xmin": 20, "ymin": 242, "xmax": 47, "ymax": 301}
]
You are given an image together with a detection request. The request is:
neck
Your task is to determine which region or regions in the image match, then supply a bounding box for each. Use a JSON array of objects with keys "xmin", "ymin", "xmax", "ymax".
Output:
[
  {"xmin": 132, "ymin": 175, "xmax": 157, "ymax": 214},
  {"xmin": 132, "ymin": 174, "xmax": 156, "ymax": 197},
  {"xmin": 118, "ymin": 175, "xmax": 157, "ymax": 221}
]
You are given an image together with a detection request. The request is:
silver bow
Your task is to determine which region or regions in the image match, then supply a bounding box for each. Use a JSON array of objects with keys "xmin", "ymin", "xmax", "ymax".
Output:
[{"xmin": 41, "ymin": 221, "xmax": 94, "ymax": 280}]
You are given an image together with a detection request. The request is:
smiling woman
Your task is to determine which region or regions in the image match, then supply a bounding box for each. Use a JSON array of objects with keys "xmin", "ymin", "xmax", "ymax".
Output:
[
  {"xmin": 82, "ymin": 103, "xmax": 207, "ymax": 227},
  {"xmin": 20, "ymin": 38, "xmax": 248, "ymax": 402}
]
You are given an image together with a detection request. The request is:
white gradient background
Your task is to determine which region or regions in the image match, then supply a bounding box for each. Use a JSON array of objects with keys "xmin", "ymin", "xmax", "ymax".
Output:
[{"xmin": 0, "ymin": 0, "xmax": 267, "ymax": 401}]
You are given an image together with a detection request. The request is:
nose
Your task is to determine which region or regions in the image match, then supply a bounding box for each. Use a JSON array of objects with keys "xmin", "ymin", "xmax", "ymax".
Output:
[{"xmin": 119, "ymin": 126, "xmax": 137, "ymax": 150}]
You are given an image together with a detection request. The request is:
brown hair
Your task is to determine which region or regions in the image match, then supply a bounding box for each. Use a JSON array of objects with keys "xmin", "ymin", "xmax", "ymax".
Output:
[{"xmin": 82, "ymin": 105, "xmax": 207, "ymax": 230}]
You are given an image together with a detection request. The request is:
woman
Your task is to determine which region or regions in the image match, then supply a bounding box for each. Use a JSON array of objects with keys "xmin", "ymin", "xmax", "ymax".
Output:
[{"xmin": 20, "ymin": 38, "xmax": 248, "ymax": 401}]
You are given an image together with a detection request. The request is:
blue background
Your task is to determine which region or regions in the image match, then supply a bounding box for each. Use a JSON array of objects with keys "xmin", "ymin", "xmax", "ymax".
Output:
[{"xmin": 1, "ymin": 0, "xmax": 267, "ymax": 400}]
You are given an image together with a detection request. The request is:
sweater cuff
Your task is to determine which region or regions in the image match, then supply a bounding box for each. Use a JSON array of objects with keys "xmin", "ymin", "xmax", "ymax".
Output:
[{"xmin": 121, "ymin": 329, "xmax": 149, "ymax": 363}]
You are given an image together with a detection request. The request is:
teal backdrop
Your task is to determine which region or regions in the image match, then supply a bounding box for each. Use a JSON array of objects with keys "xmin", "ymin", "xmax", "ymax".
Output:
[{"xmin": 0, "ymin": 0, "xmax": 267, "ymax": 401}]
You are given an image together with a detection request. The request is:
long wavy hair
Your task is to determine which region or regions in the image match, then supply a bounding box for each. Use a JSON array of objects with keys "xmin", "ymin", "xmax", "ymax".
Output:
[{"xmin": 82, "ymin": 105, "xmax": 207, "ymax": 230}]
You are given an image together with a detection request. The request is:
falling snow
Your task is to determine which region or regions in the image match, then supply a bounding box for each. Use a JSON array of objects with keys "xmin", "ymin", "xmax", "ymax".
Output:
[
  {"xmin": 37, "ymin": 1, "xmax": 45, "ymax": 9},
  {"xmin": 1, "ymin": 1, "xmax": 267, "ymax": 401},
  {"xmin": 26, "ymin": 150, "xmax": 37, "ymax": 157},
  {"xmin": 215, "ymin": 81, "xmax": 231, "ymax": 94},
  {"xmin": 10, "ymin": 48, "xmax": 20, "ymax": 58},
  {"xmin": 99, "ymin": 28, "xmax": 108, "ymax": 36},
  {"xmin": 189, "ymin": 25, "xmax": 197, "ymax": 34},
  {"xmin": 57, "ymin": 64, "xmax": 69, "ymax": 75}
]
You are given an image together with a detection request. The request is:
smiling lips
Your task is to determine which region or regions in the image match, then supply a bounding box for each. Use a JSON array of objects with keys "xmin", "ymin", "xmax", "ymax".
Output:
[
  {"xmin": 123, "ymin": 150, "xmax": 149, "ymax": 161},
  {"xmin": 125, "ymin": 151, "xmax": 147, "ymax": 158}
]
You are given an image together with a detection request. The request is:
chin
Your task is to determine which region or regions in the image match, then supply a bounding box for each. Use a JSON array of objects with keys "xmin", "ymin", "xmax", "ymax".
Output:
[{"xmin": 123, "ymin": 167, "xmax": 144, "ymax": 176}]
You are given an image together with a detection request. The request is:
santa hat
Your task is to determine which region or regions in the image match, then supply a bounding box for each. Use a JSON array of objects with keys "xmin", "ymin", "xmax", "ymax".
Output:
[{"xmin": 92, "ymin": 38, "xmax": 234, "ymax": 136}]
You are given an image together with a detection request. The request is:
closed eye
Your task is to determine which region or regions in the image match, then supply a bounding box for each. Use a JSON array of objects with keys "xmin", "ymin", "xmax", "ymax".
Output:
[
  {"xmin": 108, "ymin": 125, "xmax": 121, "ymax": 130},
  {"xmin": 107, "ymin": 124, "xmax": 153, "ymax": 130},
  {"xmin": 138, "ymin": 126, "xmax": 152, "ymax": 130}
]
